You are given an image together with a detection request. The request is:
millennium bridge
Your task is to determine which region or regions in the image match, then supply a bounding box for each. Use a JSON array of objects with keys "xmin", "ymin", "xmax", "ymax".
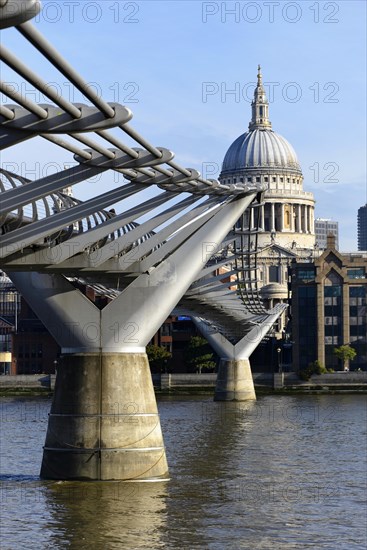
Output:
[{"xmin": 0, "ymin": 0, "xmax": 284, "ymax": 481}]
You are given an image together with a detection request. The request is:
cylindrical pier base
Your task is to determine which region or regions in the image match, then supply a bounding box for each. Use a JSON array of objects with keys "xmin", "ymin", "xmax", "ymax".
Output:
[
  {"xmin": 214, "ymin": 358, "xmax": 256, "ymax": 401},
  {"xmin": 40, "ymin": 353, "xmax": 169, "ymax": 481}
]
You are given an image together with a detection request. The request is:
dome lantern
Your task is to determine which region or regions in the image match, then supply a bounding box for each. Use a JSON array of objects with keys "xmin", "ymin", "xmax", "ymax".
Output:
[{"xmin": 249, "ymin": 64, "xmax": 272, "ymax": 131}]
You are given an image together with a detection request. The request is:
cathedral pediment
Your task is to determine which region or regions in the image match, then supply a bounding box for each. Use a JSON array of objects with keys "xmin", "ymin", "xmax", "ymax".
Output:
[{"xmin": 257, "ymin": 244, "xmax": 299, "ymax": 260}]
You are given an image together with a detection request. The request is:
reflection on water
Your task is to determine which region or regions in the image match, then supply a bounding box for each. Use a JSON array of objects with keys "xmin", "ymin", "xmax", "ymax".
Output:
[
  {"xmin": 1, "ymin": 395, "xmax": 366, "ymax": 549},
  {"xmin": 46, "ymin": 481, "xmax": 168, "ymax": 549}
]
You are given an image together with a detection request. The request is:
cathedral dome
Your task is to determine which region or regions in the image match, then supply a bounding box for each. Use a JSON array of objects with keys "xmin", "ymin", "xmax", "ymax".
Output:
[
  {"xmin": 221, "ymin": 129, "xmax": 301, "ymax": 174},
  {"xmin": 220, "ymin": 65, "xmax": 302, "ymax": 177}
]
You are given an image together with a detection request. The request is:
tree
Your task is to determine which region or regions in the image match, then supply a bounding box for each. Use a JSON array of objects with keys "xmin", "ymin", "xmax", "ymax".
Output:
[
  {"xmin": 333, "ymin": 345, "xmax": 357, "ymax": 371},
  {"xmin": 184, "ymin": 336, "xmax": 216, "ymax": 374},
  {"xmin": 146, "ymin": 344, "xmax": 171, "ymax": 373},
  {"xmin": 298, "ymin": 360, "xmax": 329, "ymax": 380}
]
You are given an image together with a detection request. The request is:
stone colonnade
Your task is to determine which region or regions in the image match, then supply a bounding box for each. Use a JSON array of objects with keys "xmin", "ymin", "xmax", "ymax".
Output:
[{"xmin": 256, "ymin": 202, "xmax": 314, "ymax": 233}]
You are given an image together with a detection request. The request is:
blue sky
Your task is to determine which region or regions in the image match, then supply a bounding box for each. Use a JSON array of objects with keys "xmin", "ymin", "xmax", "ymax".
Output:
[{"xmin": 1, "ymin": 0, "xmax": 366, "ymax": 250}]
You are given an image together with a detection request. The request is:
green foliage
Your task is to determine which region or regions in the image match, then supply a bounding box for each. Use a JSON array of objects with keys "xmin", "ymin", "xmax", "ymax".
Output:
[
  {"xmin": 298, "ymin": 368, "xmax": 312, "ymax": 381},
  {"xmin": 298, "ymin": 360, "xmax": 327, "ymax": 380},
  {"xmin": 146, "ymin": 344, "xmax": 171, "ymax": 372},
  {"xmin": 184, "ymin": 336, "xmax": 216, "ymax": 374},
  {"xmin": 313, "ymin": 360, "xmax": 328, "ymax": 375},
  {"xmin": 333, "ymin": 345, "xmax": 357, "ymax": 368}
]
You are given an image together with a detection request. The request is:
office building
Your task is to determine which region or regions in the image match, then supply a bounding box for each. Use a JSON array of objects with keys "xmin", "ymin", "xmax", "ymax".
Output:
[
  {"xmin": 315, "ymin": 218, "xmax": 339, "ymax": 250},
  {"xmin": 291, "ymin": 235, "xmax": 367, "ymax": 370},
  {"xmin": 358, "ymin": 204, "xmax": 367, "ymax": 250}
]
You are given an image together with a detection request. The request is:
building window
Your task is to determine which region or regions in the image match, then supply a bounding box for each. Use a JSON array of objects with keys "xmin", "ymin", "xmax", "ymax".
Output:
[
  {"xmin": 348, "ymin": 286, "xmax": 366, "ymax": 368},
  {"xmin": 324, "ymin": 284, "xmax": 342, "ymax": 367},
  {"xmin": 297, "ymin": 286, "xmax": 316, "ymax": 368},
  {"xmin": 269, "ymin": 266, "xmax": 279, "ymax": 283},
  {"xmin": 272, "ymin": 177, "xmax": 276, "ymax": 182},
  {"xmin": 161, "ymin": 324, "xmax": 172, "ymax": 336},
  {"xmin": 349, "ymin": 286, "xmax": 365, "ymax": 301},
  {"xmin": 324, "ymin": 285, "xmax": 341, "ymax": 297},
  {"xmin": 297, "ymin": 269, "xmax": 315, "ymax": 280},
  {"xmin": 325, "ymin": 336, "xmax": 338, "ymax": 345},
  {"xmin": 325, "ymin": 316, "xmax": 339, "ymax": 325},
  {"xmin": 324, "ymin": 296, "xmax": 338, "ymax": 306},
  {"xmin": 348, "ymin": 269, "xmax": 365, "ymax": 279}
]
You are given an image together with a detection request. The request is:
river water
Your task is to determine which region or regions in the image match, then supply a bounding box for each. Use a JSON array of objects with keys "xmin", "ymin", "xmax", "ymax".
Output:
[{"xmin": 0, "ymin": 394, "xmax": 366, "ymax": 549}]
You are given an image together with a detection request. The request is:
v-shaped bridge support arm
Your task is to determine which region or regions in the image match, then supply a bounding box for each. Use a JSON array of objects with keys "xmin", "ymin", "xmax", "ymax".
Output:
[{"xmin": 192, "ymin": 307, "xmax": 285, "ymax": 401}]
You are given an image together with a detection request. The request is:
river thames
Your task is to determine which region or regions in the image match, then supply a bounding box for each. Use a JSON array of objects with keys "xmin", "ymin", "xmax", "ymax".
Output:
[{"xmin": 0, "ymin": 394, "xmax": 366, "ymax": 549}]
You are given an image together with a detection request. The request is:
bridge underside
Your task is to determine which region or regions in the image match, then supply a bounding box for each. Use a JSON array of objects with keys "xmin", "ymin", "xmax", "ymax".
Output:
[{"xmin": 0, "ymin": 1, "xmax": 285, "ymax": 480}]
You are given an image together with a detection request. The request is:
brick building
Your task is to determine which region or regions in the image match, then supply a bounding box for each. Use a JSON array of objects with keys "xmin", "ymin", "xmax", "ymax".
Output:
[{"xmin": 291, "ymin": 235, "xmax": 367, "ymax": 371}]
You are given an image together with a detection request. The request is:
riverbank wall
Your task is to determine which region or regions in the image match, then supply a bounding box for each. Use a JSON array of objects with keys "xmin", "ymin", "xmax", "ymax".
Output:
[{"xmin": 1, "ymin": 372, "xmax": 367, "ymax": 395}]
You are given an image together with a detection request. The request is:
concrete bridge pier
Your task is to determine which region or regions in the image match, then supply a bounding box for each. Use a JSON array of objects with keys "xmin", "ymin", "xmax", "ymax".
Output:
[
  {"xmin": 193, "ymin": 310, "xmax": 283, "ymax": 401},
  {"xmin": 41, "ymin": 351, "xmax": 169, "ymax": 481},
  {"xmin": 214, "ymin": 358, "xmax": 256, "ymax": 401}
]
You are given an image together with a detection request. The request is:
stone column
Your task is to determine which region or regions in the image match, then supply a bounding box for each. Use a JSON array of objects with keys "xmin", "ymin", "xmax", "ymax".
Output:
[
  {"xmin": 280, "ymin": 204, "xmax": 284, "ymax": 231},
  {"xmin": 303, "ymin": 204, "xmax": 308, "ymax": 233},
  {"xmin": 309, "ymin": 207, "xmax": 314, "ymax": 234},
  {"xmin": 291, "ymin": 205, "xmax": 296, "ymax": 232},
  {"xmin": 249, "ymin": 205, "xmax": 254, "ymax": 230},
  {"xmin": 306, "ymin": 206, "xmax": 310, "ymax": 233},
  {"xmin": 261, "ymin": 204, "xmax": 265, "ymax": 230},
  {"xmin": 271, "ymin": 202, "xmax": 275, "ymax": 232},
  {"xmin": 297, "ymin": 204, "xmax": 301, "ymax": 232}
]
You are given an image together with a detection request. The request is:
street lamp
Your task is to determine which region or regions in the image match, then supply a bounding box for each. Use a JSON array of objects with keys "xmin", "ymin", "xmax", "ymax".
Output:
[{"xmin": 277, "ymin": 347, "xmax": 282, "ymax": 373}]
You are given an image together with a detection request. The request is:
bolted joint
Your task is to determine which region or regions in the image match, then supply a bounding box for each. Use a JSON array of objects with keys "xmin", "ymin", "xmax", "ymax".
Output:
[
  {"xmin": 2, "ymin": 103, "xmax": 132, "ymax": 133},
  {"xmin": 0, "ymin": 0, "xmax": 41, "ymax": 29},
  {"xmin": 74, "ymin": 147, "xmax": 174, "ymax": 170}
]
